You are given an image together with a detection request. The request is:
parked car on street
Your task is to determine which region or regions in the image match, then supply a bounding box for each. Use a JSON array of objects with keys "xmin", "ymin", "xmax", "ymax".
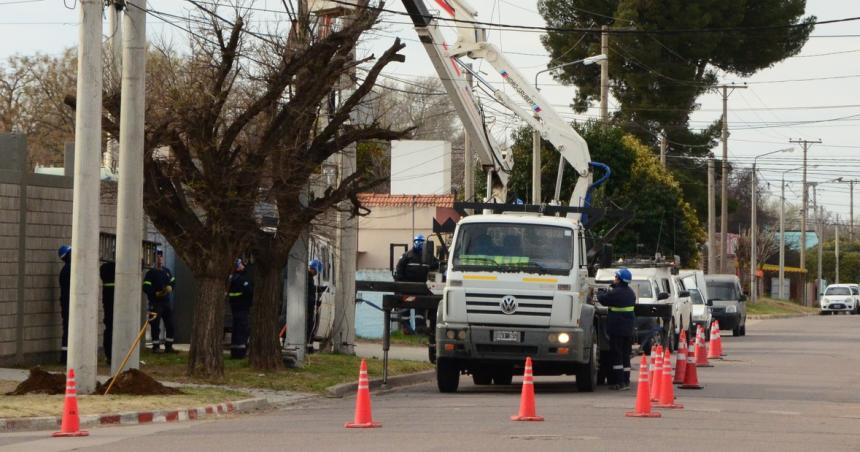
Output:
[
  {"xmin": 819, "ymin": 284, "xmax": 860, "ymax": 315},
  {"xmin": 679, "ymin": 270, "xmax": 713, "ymax": 339},
  {"xmin": 705, "ymin": 274, "xmax": 747, "ymax": 336}
]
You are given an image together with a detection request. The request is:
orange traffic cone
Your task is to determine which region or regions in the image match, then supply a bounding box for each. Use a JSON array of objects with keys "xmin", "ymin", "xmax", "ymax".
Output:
[
  {"xmin": 345, "ymin": 359, "xmax": 381, "ymax": 428},
  {"xmin": 512, "ymin": 357, "xmax": 543, "ymax": 421},
  {"xmin": 714, "ymin": 320, "xmax": 726, "ymax": 357},
  {"xmin": 52, "ymin": 368, "xmax": 88, "ymax": 437},
  {"xmin": 680, "ymin": 340, "xmax": 703, "ymax": 389},
  {"xmin": 626, "ymin": 355, "xmax": 661, "ymax": 418},
  {"xmin": 695, "ymin": 325, "xmax": 713, "ymax": 367},
  {"xmin": 650, "ymin": 347, "xmax": 663, "ymax": 402},
  {"xmin": 707, "ymin": 321, "xmax": 722, "ymax": 360},
  {"xmin": 656, "ymin": 349, "xmax": 683, "ymax": 409},
  {"xmin": 673, "ymin": 334, "xmax": 687, "ymax": 384}
]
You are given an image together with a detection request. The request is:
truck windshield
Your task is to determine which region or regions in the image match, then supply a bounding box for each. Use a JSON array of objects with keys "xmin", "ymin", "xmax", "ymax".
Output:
[
  {"xmin": 629, "ymin": 280, "xmax": 653, "ymax": 298},
  {"xmin": 689, "ymin": 288, "xmax": 705, "ymax": 304},
  {"xmin": 825, "ymin": 287, "xmax": 851, "ymax": 296},
  {"xmin": 452, "ymin": 223, "xmax": 573, "ymax": 275},
  {"xmin": 707, "ymin": 281, "xmax": 739, "ymax": 300}
]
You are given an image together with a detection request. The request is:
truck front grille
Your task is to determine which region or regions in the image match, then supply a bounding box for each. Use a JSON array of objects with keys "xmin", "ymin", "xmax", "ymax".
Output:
[{"xmin": 476, "ymin": 344, "xmax": 539, "ymax": 355}]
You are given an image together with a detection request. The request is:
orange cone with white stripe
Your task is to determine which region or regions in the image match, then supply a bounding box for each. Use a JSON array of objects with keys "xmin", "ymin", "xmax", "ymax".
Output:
[
  {"xmin": 650, "ymin": 347, "xmax": 663, "ymax": 402},
  {"xmin": 625, "ymin": 355, "xmax": 661, "ymax": 418},
  {"xmin": 680, "ymin": 340, "xmax": 703, "ymax": 390},
  {"xmin": 714, "ymin": 320, "xmax": 726, "ymax": 357},
  {"xmin": 656, "ymin": 349, "xmax": 684, "ymax": 409},
  {"xmin": 52, "ymin": 368, "xmax": 88, "ymax": 437},
  {"xmin": 694, "ymin": 325, "xmax": 713, "ymax": 367},
  {"xmin": 673, "ymin": 333, "xmax": 688, "ymax": 384},
  {"xmin": 345, "ymin": 359, "xmax": 381, "ymax": 428},
  {"xmin": 511, "ymin": 357, "xmax": 543, "ymax": 421},
  {"xmin": 707, "ymin": 321, "xmax": 722, "ymax": 360}
]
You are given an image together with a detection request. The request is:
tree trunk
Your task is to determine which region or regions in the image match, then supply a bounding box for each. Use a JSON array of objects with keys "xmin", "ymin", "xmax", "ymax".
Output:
[
  {"xmin": 249, "ymin": 260, "xmax": 284, "ymax": 370},
  {"xmin": 187, "ymin": 275, "xmax": 226, "ymax": 378}
]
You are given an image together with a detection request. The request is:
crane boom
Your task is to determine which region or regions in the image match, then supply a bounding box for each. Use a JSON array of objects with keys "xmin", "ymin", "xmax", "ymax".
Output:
[
  {"xmin": 401, "ymin": 0, "xmax": 603, "ymax": 221},
  {"xmin": 401, "ymin": 0, "xmax": 512, "ymax": 203}
]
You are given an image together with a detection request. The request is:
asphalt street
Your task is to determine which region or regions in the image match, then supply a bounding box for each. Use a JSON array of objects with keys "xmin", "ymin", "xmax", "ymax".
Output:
[{"xmin": 4, "ymin": 315, "xmax": 860, "ymax": 452}]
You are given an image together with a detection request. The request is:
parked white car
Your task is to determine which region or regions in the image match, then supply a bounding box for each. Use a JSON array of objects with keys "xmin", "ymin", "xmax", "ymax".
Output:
[
  {"xmin": 820, "ymin": 284, "xmax": 860, "ymax": 315},
  {"xmin": 679, "ymin": 270, "xmax": 713, "ymax": 339}
]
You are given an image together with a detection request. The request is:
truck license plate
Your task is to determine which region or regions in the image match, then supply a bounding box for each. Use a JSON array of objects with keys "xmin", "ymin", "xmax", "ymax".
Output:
[{"xmin": 493, "ymin": 330, "xmax": 521, "ymax": 342}]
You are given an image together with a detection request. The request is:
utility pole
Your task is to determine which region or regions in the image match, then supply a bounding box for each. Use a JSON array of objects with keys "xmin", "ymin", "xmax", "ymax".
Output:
[
  {"xmin": 530, "ymin": 62, "xmax": 540, "ymax": 203},
  {"xmin": 68, "ymin": 0, "xmax": 103, "ymax": 394},
  {"xmin": 105, "ymin": 2, "xmax": 123, "ymax": 173},
  {"xmin": 836, "ymin": 214, "xmax": 840, "ymax": 284},
  {"xmin": 707, "ymin": 154, "xmax": 716, "ymax": 274},
  {"xmin": 851, "ymin": 180, "xmax": 855, "ymax": 241},
  {"xmin": 600, "ymin": 25, "xmax": 609, "ymax": 122},
  {"xmin": 718, "ymin": 84, "xmax": 747, "ymax": 273},
  {"xmin": 813, "ymin": 185, "xmax": 822, "ymax": 302},
  {"xmin": 464, "ymin": 65, "xmax": 474, "ymax": 203},
  {"xmin": 790, "ymin": 138, "xmax": 821, "ymax": 305},
  {"xmin": 112, "ymin": 0, "xmax": 145, "ymax": 374},
  {"xmin": 779, "ymin": 174, "xmax": 786, "ymax": 299},
  {"xmin": 750, "ymin": 164, "xmax": 757, "ymax": 303},
  {"xmin": 659, "ymin": 132, "xmax": 667, "ymax": 168}
]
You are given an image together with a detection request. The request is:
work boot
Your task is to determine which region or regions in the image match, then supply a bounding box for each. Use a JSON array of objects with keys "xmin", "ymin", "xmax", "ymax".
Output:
[
  {"xmin": 164, "ymin": 343, "xmax": 177, "ymax": 354},
  {"xmin": 151, "ymin": 343, "xmax": 161, "ymax": 354}
]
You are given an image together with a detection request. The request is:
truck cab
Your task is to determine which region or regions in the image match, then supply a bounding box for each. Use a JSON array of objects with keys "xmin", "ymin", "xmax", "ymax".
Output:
[{"xmin": 435, "ymin": 214, "xmax": 598, "ymax": 393}]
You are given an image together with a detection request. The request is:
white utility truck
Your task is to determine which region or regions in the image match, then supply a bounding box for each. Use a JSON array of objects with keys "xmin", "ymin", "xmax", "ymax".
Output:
[{"xmin": 401, "ymin": 0, "xmax": 613, "ymax": 392}]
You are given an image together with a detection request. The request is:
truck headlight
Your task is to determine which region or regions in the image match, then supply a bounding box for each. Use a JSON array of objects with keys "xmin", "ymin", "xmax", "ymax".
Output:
[
  {"xmin": 726, "ymin": 305, "xmax": 737, "ymax": 313},
  {"xmin": 558, "ymin": 333, "xmax": 570, "ymax": 344}
]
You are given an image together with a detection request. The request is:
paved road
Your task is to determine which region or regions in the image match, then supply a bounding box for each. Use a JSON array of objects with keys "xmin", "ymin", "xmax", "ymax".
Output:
[{"xmin": 5, "ymin": 315, "xmax": 860, "ymax": 452}]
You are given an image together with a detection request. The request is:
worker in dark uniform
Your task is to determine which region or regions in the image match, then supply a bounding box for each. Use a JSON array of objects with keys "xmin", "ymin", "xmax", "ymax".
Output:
[
  {"xmin": 228, "ymin": 258, "xmax": 253, "ymax": 359},
  {"xmin": 597, "ymin": 267, "xmax": 636, "ymax": 390},
  {"xmin": 57, "ymin": 245, "xmax": 71, "ymax": 364},
  {"xmin": 394, "ymin": 234, "xmax": 439, "ymax": 334},
  {"xmin": 143, "ymin": 249, "xmax": 176, "ymax": 353},
  {"xmin": 306, "ymin": 259, "xmax": 323, "ymax": 353},
  {"xmin": 100, "ymin": 260, "xmax": 116, "ymax": 364}
]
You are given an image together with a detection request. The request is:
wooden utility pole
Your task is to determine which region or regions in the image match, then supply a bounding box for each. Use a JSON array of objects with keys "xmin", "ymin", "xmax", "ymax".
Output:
[
  {"xmin": 790, "ymin": 138, "xmax": 822, "ymax": 305},
  {"xmin": 718, "ymin": 84, "xmax": 747, "ymax": 273}
]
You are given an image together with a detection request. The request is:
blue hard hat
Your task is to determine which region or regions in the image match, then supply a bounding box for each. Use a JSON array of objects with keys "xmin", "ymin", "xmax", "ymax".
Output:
[
  {"xmin": 615, "ymin": 268, "xmax": 632, "ymax": 283},
  {"xmin": 413, "ymin": 234, "xmax": 426, "ymax": 248},
  {"xmin": 309, "ymin": 259, "xmax": 323, "ymax": 274},
  {"xmin": 58, "ymin": 245, "xmax": 71, "ymax": 259},
  {"xmin": 235, "ymin": 258, "xmax": 244, "ymax": 270}
]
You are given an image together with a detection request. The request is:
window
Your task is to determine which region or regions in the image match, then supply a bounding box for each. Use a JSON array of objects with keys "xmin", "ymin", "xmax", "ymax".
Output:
[
  {"xmin": 707, "ymin": 281, "xmax": 739, "ymax": 300},
  {"xmin": 852, "ymin": 287, "xmax": 859, "ymax": 296},
  {"xmin": 661, "ymin": 278, "xmax": 671, "ymax": 294},
  {"xmin": 688, "ymin": 288, "xmax": 705, "ymax": 304},
  {"xmin": 452, "ymin": 223, "xmax": 574, "ymax": 275},
  {"xmin": 825, "ymin": 287, "xmax": 851, "ymax": 296},
  {"xmin": 630, "ymin": 280, "xmax": 654, "ymax": 298}
]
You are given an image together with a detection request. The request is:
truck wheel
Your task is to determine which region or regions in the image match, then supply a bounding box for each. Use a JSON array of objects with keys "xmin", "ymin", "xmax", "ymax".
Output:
[
  {"xmin": 436, "ymin": 358, "xmax": 460, "ymax": 393},
  {"xmin": 471, "ymin": 372, "xmax": 492, "ymax": 385},
  {"xmin": 732, "ymin": 325, "xmax": 741, "ymax": 336},
  {"xmin": 666, "ymin": 319, "xmax": 677, "ymax": 352},
  {"xmin": 492, "ymin": 368, "xmax": 513, "ymax": 385},
  {"xmin": 576, "ymin": 329, "xmax": 599, "ymax": 392},
  {"xmin": 428, "ymin": 344, "xmax": 436, "ymax": 364}
]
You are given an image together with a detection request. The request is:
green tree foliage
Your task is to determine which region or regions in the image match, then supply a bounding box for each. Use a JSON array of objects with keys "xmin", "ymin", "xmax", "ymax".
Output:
[
  {"xmin": 804, "ymin": 240, "xmax": 860, "ymax": 284},
  {"xmin": 508, "ymin": 122, "xmax": 704, "ymax": 265},
  {"xmin": 538, "ymin": 0, "xmax": 814, "ymax": 150}
]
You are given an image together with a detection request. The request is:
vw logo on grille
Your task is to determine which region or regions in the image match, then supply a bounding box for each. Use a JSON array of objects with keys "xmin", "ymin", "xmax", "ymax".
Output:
[{"xmin": 500, "ymin": 295, "xmax": 518, "ymax": 315}]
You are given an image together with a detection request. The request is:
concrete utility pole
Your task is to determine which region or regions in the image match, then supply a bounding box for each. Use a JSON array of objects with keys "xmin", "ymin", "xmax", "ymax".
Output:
[
  {"xmin": 813, "ymin": 185, "xmax": 822, "ymax": 301},
  {"xmin": 600, "ymin": 25, "xmax": 609, "ymax": 122},
  {"xmin": 111, "ymin": 0, "xmax": 146, "ymax": 374},
  {"xmin": 836, "ymin": 214, "xmax": 840, "ymax": 284},
  {"xmin": 105, "ymin": 1, "xmax": 123, "ymax": 173},
  {"xmin": 851, "ymin": 180, "xmax": 855, "ymax": 241},
  {"xmin": 707, "ymin": 154, "xmax": 716, "ymax": 274},
  {"xmin": 659, "ymin": 132, "xmax": 667, "ymax": 168},
  {"xmin": 464, "ymin": 65, "xmax": 474, "ymax": 203},
  {"xmin": 718, "ymin": 84, "xmax": 747, "ymax": 273},
  {"xmin": 532, "ymin": 126, "xmax": 541, "ymax": 203},
  {"xmin": 68, "ymin": 0, "xmax": 103, "ymax": 394},
  {"xmin": 790, "ymin": 138, "xmax": 821, "ymax": 305},
  {"xmin": 779, "ymin": 174, "xmax": 786, "ymax": 299}
]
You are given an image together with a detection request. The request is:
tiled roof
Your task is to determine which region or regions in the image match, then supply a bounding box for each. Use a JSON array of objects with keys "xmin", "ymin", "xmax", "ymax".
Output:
[{"xmin": 357, "ymin": 193, "xmax": 455, "ymax": 207}]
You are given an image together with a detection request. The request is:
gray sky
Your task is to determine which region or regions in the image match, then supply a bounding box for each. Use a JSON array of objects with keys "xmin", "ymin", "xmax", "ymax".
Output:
[{"xmin": 3, "ymin": 0, "xmax": 860, "ymax": 223}]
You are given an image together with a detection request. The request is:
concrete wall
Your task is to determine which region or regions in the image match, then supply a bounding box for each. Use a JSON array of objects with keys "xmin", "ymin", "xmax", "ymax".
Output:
[
  {"xmin": 357, "ymin": 205, "xmax": 436, "ymax": 270},
  {"xmin": 0, "ymin": 135, "xmax": 120, "ymax": 365}
]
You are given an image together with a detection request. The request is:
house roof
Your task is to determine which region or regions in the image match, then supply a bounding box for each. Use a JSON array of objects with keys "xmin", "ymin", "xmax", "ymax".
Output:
[{"xmin": 358, "ymin": 193, "xmax": 454, "ymax": 208}]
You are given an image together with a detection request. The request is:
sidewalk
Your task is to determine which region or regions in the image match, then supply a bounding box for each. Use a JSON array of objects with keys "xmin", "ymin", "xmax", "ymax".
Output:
[{"xmin": 355, "ymin": 342, "xmax": 430, "ymax": 362}]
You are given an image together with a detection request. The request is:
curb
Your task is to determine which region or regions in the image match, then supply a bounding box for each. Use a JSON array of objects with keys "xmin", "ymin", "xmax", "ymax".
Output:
[
  {"xmin": 326, "ymin": 370, "xmax": 435, "ymax": 398},
  {"xmin": 0, "ymin": 397, "xmax": 268, "ymax": 434},
  {"xmin": 748, "ymin": 312, "xmax": 816, "ymax": 320}
]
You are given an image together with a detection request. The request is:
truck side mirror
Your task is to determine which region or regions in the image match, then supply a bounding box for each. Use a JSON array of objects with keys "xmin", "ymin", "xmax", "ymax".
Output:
[
  {"xmin": 422, "ymin": 240, "xmax": 436, "ymax": 266},
  {"xmin": 657, "ymin": 292, "xmax": 670, "ymax": 301},
  {"xmin": 739, "ymin": 294, "xmax": 747, "ymax": 302},
  {"xmin": 706, "ymin": 300, "xmax": 714, "ymax": 306}
]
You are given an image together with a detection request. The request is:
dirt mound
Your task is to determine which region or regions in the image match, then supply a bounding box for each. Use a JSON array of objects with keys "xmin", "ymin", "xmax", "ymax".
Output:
[
  {"xmin": 97, "ymin": 369, "xmax": 182, "ymax": 395},
  {"xmin": 6, "ymin": 367, "xmax": 65, "ymax": 395}
]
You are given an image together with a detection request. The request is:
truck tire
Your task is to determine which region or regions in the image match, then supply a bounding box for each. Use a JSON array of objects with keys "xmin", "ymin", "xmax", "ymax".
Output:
[
  {"xmin": 492, "ymin": 368, "xmax": 513, "ymax": 385},
  {"xmin": 437, "ymin": 358, "xmax": 460, "ymax": 393},
  {"xmin": 575, "ymin": 328, "xmax": 599, "ymax": 392},
  {"xmin": 472, "ymin": 372, "xmax": 492, "ymax": 385}
]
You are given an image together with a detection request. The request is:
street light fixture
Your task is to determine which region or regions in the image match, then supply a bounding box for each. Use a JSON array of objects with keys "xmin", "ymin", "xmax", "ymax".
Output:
[
  {"xmin": 751, "ymin": 148, "xmax": 793, "ymax": 303},
  {"xmin": 531, "ymin": 54, "xmax": 607, "ymax": 204}
]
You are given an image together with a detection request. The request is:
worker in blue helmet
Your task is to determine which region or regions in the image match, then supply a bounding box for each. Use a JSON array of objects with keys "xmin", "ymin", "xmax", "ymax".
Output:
[
  {"xmin": 394, "ymin": 234, "xmax": 439, "ymax": 334},
  {"xmin": 306, "ymin": 259, "xmax": 324, "ymax": 352},
  {"xmin": 57, "ymin": 245, "xmax": 71, "ymax": 363},
  {"xmin": 228, "ymin": 258, "xmax": 253, "ymax": 359},
  {"xmin": 597, "ymin": 267, "xmax": 636, "ymax": 390}
]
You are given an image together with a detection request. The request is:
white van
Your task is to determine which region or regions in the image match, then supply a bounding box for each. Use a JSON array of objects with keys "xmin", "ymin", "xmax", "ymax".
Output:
[{"xmin": 679, "ymin": 270, "xmax": 713, "ymax": 339}]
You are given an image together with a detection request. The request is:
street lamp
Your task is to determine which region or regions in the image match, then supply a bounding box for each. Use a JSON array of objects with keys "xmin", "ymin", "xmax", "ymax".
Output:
[
  {"xmin": 532, "ymin": 54, "xmax": 607, "ymax": 204},
  {"xmin": 751, "ymin": 148, "xmax": 793, "ymax": 303}
]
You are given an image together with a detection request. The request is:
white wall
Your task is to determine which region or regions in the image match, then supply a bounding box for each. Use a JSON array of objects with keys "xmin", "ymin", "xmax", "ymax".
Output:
[{"xmin": 390, "ymin": 140, "xmax": 451, "ymax": 195}]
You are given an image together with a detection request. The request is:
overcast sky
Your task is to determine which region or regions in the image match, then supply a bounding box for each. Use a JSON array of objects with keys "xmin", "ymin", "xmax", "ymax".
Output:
[{"xmin": 3, "ymin": 0, "xmax": 860, "ymax": 224}]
